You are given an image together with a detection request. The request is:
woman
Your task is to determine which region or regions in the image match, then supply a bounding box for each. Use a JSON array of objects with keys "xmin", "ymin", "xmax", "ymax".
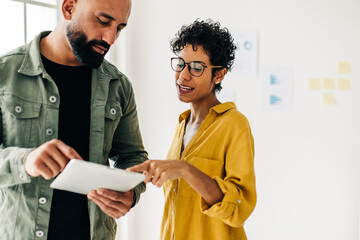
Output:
[{"xmin": 128, "ymin": 19, "xmax": 256, "ymax": 240}]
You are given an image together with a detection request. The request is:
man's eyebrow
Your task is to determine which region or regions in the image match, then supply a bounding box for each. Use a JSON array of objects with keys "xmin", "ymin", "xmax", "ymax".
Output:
[{"xmin": 99, "ymin": 12, "xmax": 128, "ymax": 27}]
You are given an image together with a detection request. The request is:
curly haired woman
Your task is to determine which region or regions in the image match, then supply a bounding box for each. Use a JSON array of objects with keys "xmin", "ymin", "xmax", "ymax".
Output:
[{"xmin": 128, "ymin": 19, "xmax": 256, "ymax": 240}]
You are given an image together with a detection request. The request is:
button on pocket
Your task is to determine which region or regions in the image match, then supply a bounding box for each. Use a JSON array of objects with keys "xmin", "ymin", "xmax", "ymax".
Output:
[
  {"xmin": 15, "ymin": 106, "xmax": 22, "ymax": 113},
  {"xmin": 104, "ymin": 104, "xmax": 122, "ymax": 121},
  {"xmin": 49, "ymin": 96, "xmax": 57, "ymax": 103},
  {"xmin": 35, "ymin": 230, "xmax": 44, "ymax": 238},
  {"xmin": 39, "ymin": 197, "xmax": 47, "ymax": 204},
  {"xmin": 110, "ymin": 108, "xmax": 117, "ymax": 115},
  {"xmin": 19, "ymin": 173, "xmax": 27, "ymax": 181}
]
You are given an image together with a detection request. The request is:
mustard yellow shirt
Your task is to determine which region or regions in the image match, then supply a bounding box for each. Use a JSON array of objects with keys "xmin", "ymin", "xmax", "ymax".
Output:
[{"xmin": 161, "ymin": 102, "xmax": 256, "ymax": 240}]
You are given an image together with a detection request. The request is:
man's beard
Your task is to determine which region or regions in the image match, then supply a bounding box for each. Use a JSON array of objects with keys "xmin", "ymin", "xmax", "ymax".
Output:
[{"xmin": 66, "ymin": 24, "xmax": 110, "ymax": 68}]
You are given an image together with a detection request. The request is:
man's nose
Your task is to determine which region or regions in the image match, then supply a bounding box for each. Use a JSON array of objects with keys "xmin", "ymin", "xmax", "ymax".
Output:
[{"xmin": 101, "ymin": 28, "xmax": 118, "ymax": 46}]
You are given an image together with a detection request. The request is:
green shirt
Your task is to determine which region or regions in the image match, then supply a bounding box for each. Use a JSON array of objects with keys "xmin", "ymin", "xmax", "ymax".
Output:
[{"xmin": 0, "ymin": 32, "xmax": 147, "ymax": 240}]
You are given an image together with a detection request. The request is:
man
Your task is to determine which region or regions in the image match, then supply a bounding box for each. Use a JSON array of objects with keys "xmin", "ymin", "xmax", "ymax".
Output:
[{"xmin": 0, "ymin": 0, "xmax": 147, "ymax": 239}]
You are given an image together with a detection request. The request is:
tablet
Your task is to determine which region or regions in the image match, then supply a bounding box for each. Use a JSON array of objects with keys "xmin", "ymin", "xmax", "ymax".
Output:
[{"xmin": 50, "ymin": 159, "xmax": 145, "ymax": 195}]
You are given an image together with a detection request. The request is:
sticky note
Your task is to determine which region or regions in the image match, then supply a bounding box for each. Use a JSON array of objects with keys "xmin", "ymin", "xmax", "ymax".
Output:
[
  {"xmin": 338, "ymin": 78, "xmax": 351, "ymax": 90},
  {"xmin": 308, "ymin": 78, "xmax": 321, "ymax": 90},
  {"xmin": 323, "ymin": 78, "xmax": 335, "ymax": 90},
  {"xmin": 338, "ymin": 61, "xmax": 351, "ymax": 74},
  {"xmin": 323, "ymin": 93, "xmax": 336, "ymax": 105}
]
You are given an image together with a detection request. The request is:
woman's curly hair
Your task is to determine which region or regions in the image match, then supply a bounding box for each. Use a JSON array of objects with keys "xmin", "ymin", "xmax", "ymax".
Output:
[{"xmin": 170, "ymin": 19, "xmax": 237, "ymax": 93}]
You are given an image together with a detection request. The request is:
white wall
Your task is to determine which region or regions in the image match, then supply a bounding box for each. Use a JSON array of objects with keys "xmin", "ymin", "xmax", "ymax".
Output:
[{"xmin": 114, "ymin": 0, "xmax": 360, "ymax": 239}]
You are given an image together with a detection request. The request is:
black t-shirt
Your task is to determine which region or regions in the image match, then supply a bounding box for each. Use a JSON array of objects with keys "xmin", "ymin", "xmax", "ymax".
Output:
[{"xmin": 42, "ymin": 55, "xmax": 91, "ymax": 240}]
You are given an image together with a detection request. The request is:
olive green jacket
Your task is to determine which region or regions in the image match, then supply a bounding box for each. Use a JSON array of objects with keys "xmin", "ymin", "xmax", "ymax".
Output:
[{"xmin": 0, "ymin": 32, "xmax": 147, "ymax": 240}]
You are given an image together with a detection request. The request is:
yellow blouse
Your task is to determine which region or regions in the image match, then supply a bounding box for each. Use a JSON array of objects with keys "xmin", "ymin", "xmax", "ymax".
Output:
[{"xmin": 160, "ymin": 102, "xmax": 256, "ymax": 240}]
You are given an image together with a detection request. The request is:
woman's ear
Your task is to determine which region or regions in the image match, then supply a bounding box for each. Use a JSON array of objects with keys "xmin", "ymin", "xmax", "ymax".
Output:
[
  {"xmin": 62, "ymin": 0, "xmax": 77, "ymax": 20},
  {"xmin": 214, "ymin": 68, "xmax": 227, "ymax": 84}
]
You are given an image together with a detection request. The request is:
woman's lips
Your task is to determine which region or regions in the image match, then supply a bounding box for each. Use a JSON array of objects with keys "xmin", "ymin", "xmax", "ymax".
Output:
[{"xmin": 177, "ymin": 84, "xmax": 194, "ymax": 93}]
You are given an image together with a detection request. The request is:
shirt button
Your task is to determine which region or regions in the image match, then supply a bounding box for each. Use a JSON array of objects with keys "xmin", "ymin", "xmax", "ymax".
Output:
[
  {"xmin": 19, "ymin": 173, "xmax": 26, "ymax": 181},
  {"xmin": 39, "ymin": 197, "xmax": 47, "ymax": 204},
  {"xmin": 171, "ymin": 211, "xmax": 174, "ymax": 215},
  {"xmin": 35, "ymin": 230, "xmax": 44, "ymax": 238},
  {"xmin": 237, "ymin": 199, "xmax": 241, "ymax": 204},
  {"xmin": 49, "ymin": 96, "xmax": 57, "ymax": 103},
  {"xmin": 46, "ymin": 129, "xmax": 54, "ymax": 136},
  {"xmin": 110, "ymin": 108, "xmax": 116, "ymax": 115},
  {"xmin": 15, "ymin": 106, "xmax": 22, "ymax": 113},
  {"xmin": 173, "ymin": 188, "xmax": 176, "ymax": 192}
]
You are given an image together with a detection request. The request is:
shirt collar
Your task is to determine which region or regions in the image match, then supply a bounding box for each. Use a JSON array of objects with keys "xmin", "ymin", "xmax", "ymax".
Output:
[
  {"xmin": 178, "ymin": 101, "xmax": 236, "ymax": 123},
  {"xmin": 18, "ymin": 31, "xmax": 111, "ymax": 80},
  {"xmin": 18, "ymin": 31, "xmax": 51, "ymax": 76}
]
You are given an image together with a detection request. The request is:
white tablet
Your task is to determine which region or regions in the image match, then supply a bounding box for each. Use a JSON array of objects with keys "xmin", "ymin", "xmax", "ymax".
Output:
[{"xmin": 50, "ymin": 159, "xmax": 145, "ymax": 195}]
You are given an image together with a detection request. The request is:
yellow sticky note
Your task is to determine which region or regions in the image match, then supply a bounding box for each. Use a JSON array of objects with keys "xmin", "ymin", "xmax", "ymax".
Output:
[
  {"xmin": 338, "ymin": 78, "xmax": 351, "ymax": 90},
  {"xmin": 323, "ymin": 93, "xmax": 336, "ymax": 105},
  {"xmin": 308, "ymin": 78, "xmax": 321, "ymax": 90},
  {"xmin": 323, "ymin": 78, "xmax": 335, "ymax": 90},
  {"xmin": 338, "ymin": 61, "xmax": 351, "ymax": 74}
]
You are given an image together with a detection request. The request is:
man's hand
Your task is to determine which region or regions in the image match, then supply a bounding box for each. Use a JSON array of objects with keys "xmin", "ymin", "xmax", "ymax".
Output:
[
  {"xmin": 25, "ymin": 139, "xmax": 82, "ymax": 180},
  {"xmin": 87, "ymin": 188, "xmax": 134, "ymax": 219}
]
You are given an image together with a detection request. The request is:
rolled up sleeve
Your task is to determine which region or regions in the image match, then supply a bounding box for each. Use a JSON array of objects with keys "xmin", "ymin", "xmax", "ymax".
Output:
[{"xmin": 200, "ymin": 128, "xmax": 256, "ymax": 227}]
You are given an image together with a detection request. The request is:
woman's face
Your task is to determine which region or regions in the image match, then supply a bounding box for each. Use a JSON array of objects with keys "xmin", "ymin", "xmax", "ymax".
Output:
[{"xmin": 175, "ymin": 44, "xmax": 217, "ymax": 104}]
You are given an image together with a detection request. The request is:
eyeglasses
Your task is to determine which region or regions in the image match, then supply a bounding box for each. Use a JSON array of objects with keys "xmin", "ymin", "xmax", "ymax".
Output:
[{"xmin": 171, "ymin": 57, "xmax": 224, "ymax": 77}]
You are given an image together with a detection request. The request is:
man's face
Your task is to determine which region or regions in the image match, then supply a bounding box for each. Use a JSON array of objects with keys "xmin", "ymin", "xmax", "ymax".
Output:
[
  {"xmin": 65, "ymin": 0, "xmax": 131, "ymax": 68},
  {"xmin": 66, "ymin": 23, "xmax": 109, "ymax": 68}
]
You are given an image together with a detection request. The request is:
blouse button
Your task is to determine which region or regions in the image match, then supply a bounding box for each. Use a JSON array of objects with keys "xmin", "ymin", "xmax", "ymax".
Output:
[{"xmin": 237, "ymin": 199, "xmax": 241, "ymax": 204}]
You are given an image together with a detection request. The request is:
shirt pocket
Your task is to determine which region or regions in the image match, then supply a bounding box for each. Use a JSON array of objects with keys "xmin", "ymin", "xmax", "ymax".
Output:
[
  {"xmin": 104, "ymin": 102, "xmax": 122, "ymax": 121},
  {"xmin": 103, "ymin": 101, "xmax": 123, "ymax": 153},
  {"xmin": 179, "ymin": 156, "xmax": 224, "ymax": 197},
  {"xmin": 1, "ymin": 94, "xmax": 41, "ymax": 147}
]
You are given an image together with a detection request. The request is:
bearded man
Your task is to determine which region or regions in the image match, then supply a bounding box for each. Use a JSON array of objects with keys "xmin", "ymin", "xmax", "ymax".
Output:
[{"xmin": 0, "ymin": 0, "xmax": 147, "ymax": 239}]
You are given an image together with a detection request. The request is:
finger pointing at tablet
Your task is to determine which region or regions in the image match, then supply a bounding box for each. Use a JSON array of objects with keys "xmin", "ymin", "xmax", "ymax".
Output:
[{"xmin": 25, "ymin": 139, "xmax": 82, "ymax": 180}]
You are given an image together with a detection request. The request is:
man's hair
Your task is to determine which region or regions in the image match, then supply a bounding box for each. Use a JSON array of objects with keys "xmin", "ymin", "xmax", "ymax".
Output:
[{"xmin": 170, "ymin": 19, "xmax": 237, "ymax": 93}]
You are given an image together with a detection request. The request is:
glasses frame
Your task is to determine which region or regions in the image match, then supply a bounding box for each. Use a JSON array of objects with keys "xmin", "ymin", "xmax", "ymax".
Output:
[{"xmin": 171, "ymin": 57, "xmax": 224, "ymax": 77}]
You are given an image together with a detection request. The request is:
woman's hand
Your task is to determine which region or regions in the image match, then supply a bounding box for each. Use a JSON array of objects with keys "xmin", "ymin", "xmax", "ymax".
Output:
[
  {"xmin": 128, "ymin": 159, "xmax": 224, "ymax": 205},
  {"xmin": 127, "ymin": 160, "xmax": 188, "ymax": 187}
]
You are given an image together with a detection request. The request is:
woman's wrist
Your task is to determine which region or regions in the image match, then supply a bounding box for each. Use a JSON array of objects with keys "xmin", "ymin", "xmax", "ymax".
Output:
[{"xmin": 179, "ymin": 160, "xmax": 191, "ymax": 181}]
